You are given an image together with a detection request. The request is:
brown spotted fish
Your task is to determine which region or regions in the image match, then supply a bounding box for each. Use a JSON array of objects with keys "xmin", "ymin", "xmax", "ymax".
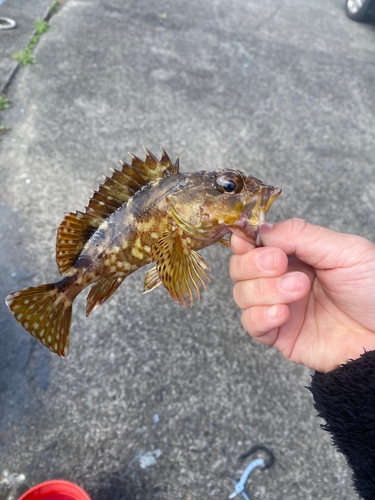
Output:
[{"xmin": 5, "ymin": 148, "xmax": 281, "ymax": 357}]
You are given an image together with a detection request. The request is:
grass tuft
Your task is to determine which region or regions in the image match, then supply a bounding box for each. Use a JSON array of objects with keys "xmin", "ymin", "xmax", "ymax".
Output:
[
  {"xmin": 50, "ymin": 0, "xmax": 63, "ymax": 15},
  {"xmin": 34, "ymin": 20, "xmax": 50, "ymax": 35},
  {"xmin": 0, "ymin": 95, "xmax": 10, "ymax": 110},
  {"xmin": 12, "ymin": 47, "xmax": 36, "ymax": 67},
  {"xmin": 12, "ymin": 19, "xmax": 51, "ymax": 66},
  {"xmin": 0, "ymin": 95, "xmax": 11, "ymax": 139}
]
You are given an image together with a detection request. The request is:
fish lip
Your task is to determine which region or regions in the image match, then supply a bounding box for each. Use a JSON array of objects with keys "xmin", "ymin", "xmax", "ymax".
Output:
[{"xmin": 245, "ymin": 186, "xmax": 282, "ymax": 226}]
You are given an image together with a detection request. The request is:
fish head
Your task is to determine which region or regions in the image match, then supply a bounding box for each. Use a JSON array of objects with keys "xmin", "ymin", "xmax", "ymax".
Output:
[{"xmin": 167, "ymin": 169, "xmax": 281, "ymax": 245}]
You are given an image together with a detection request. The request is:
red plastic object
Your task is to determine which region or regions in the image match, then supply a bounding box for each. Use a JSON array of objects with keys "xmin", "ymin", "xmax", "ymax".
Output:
[{"xmin": 17, "ymin": 480, "xmax": 91, "ymax": 500}]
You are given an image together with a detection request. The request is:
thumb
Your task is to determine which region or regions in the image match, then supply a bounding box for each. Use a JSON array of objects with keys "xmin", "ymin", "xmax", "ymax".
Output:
[{"xmin": 259, "ymin": 218, "xmax": 371, "ymax": 269}]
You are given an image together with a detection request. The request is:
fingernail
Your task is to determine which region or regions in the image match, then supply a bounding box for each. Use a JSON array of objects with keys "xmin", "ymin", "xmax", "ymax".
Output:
[
  {"xmin": 279, "ymin": 273, "xmax": 299, "ymax": 292},
  {"xmin": 258, "ymin": 249, "xmax": 276, "ymax": 271},
  {"xmin": 266, "ymin": 304, "xmax": 280, "ymax": 319},
  {"xmin": 260, "ymin": 223, "xmax": 274, "ymax": 234}
]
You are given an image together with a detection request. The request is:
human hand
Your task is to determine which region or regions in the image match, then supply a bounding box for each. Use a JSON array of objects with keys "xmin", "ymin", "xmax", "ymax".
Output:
[{"xmin": 229, "ymin": 219, "xmax": 375, "ymax": 373}]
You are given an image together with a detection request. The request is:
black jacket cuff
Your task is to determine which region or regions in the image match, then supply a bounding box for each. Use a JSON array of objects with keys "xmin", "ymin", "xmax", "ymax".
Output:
[{"xmin": 309, "ymin": 350, "xmax": 375, "ymax": 500}]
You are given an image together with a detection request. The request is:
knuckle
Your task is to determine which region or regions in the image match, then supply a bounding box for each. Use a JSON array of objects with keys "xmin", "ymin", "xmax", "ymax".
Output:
[
  {"xmin": 229, "ymin": 255, "xmax": 239, "ymax": 281},
  {"xmin": 230, "ymin": 251, "xmax": 256, "ymax": 281},
  {"xmin": 233, "ymin": 282, "xmax": 243, "ymax": 306},
  {"xmin": 241, "ymin": 308, "xmax": 255, "ymax": 333},
  {"xmin": 233, "ymin": 280, "xmax": 256, "ymax": 308},
  {"xmin": 252, "ymin": 279, "xmax": 263, "ymax": 300},
  {"xmin": 236, "ymin": 254, "xmax": 248, "ymax": 280},
  {"xmin": 288, "ymin": 218, "xmax": 308, "ymax": 238}
]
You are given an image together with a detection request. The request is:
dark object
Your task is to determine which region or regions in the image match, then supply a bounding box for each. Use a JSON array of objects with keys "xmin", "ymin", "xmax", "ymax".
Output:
[
  {"xmin": 345, "ymin": 0, "xmax": 375, "ymax": 21},
  {"xmin": 309, "ymin": 350, "xmax": 375, "ymax": 500},
  {"xmin": 227, "ymin": 446, "xmax": 275, "ymax": 499},
  {"xmin": 239, "ymin": 445, "xmax": 275, "ymax": 470}
]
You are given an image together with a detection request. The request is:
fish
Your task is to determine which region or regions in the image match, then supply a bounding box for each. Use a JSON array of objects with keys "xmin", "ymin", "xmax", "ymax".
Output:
[{"xmin": 5, "ymin": 148, "xmax": 281, "ymax": 358}]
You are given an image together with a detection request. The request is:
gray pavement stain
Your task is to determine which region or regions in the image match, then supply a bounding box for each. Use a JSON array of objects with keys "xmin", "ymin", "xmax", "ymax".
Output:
[{"xmin": 0, "ymin": 0, "xmax": 374, "ymax": 499}]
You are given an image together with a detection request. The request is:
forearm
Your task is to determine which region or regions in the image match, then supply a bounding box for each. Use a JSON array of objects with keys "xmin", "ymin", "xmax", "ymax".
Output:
[{"xmin": 309, "ymin": 351, "xmax": 375, "ymax": 500}]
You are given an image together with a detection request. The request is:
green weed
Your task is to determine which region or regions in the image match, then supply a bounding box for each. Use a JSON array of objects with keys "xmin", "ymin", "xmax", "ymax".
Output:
[
  {"xmin": 34, "ymin": 20, "xmax": 50, "ymax": 35},
  {"xmin": 12, "ymin": 19, "xmax": 50, "ymax": 66},
  {"xmin": 50, "ymin": 1, "xmax": 62, "ymax": 15},
  {"xmin": 0, "ymin": 95, "xmax": 10, "ymax": 110},
  {"xmin": 12, "ymin": 47, "xmax": 35, "ymax": 67}
]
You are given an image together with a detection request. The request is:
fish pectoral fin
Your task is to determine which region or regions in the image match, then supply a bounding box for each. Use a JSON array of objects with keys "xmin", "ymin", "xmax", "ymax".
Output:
[
  {"xmin": 151, "ymin": 229, "xmax": 210, "ymax": 307},
  {"xmin": 143, "ymin": 267, "xmax": 162, "ymax": 294},
  {"xmin": 86, "ymin": 276, "xmax": 125, "ymax": 317}
]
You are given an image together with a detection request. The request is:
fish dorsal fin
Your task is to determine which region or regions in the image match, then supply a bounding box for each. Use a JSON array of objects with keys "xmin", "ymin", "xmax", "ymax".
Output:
[
  {"xmin": 150, "ymin": 228, "xmax": 210, "ymax": 306},
  {"xmin": 56, "ymin": 148, "xmax": 179, "ymax": 275},
  {"xmin": 86, "ymin": 147, "xmax": 179, "ymax": 221}
]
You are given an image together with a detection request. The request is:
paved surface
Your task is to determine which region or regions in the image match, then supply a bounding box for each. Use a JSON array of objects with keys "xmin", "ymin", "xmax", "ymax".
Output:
[
  {"xmin": 1, "ymin": 0, "xmax": 375, "ymax": 499},
  {"xmin": 0, "ymin": 0, "xmax": 54, "ymax": 93}
]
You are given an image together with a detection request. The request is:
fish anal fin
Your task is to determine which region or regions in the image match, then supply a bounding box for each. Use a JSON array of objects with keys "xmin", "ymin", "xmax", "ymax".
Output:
[
  {"xmin": 56, "ymin": 211, "xmax": 100, "ymax": 275},
  {"xmin": 151, "ymin": 230, "xmax": 210, "ymax": 307},
  {"xmin": 5, "ymin": 283, "xmax": 73, "ymax": 357},
  {"xmin": 86, "ymin": 275, "xmax": 125, "ymax": 317},
  {"xmin": 143, "ymin": 267, "xmax": 162, "ymax": 294}
]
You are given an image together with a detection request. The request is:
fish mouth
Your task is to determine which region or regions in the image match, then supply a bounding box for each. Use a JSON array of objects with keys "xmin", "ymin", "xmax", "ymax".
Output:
[{"xmin": 247, "ymin": 186, "xmax": 282, "ymax": 226}]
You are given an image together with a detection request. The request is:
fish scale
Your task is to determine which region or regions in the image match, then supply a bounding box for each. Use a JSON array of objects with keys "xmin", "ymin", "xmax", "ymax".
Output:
[{"xmin": 5, "ymin": 148, "xmax": 281, "ymax": 357}]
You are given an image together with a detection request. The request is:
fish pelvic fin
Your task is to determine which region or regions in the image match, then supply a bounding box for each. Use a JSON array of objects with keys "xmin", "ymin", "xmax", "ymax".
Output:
[
  {"xmin": 86, "ymin": 275, "xmax": 125, "ymax": 317},
  {"xmin": 219, "ymin": 236, "xmax": 230, "ymax": 247},
  {"xmin": 143, "ymin": 266, "xmax": 162, "ymax": 294},
  {"xmin": 151, "ymin": 229, "xmax": 210, "ymax": 307},
  {"xmin": 5, "ymin": 283, "xmax": 73, "ymax": 357}
]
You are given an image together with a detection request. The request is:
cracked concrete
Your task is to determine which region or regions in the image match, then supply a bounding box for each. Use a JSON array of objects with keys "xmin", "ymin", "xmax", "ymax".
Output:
[
  {"xmin": 0, "ymin": 0, "xmax": 55, "ymax": 93},
  {"xmin": 0, "ymin": 0, "xmax": 374, "ymax": 499}
]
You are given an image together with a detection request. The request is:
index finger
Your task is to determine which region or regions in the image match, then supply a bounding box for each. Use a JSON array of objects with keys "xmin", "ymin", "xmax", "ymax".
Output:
[
  {"xmin": 229, "ymin": 246, "xmax": 288, "ymax": 282},
  {"xmin": 230, "ymin": 234, "xmax": 256, "ymax": 255}
]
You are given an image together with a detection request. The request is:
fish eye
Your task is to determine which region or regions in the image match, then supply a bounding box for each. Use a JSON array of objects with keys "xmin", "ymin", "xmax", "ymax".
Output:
[{"xmin": 215, "ymin": 171, "xmax": 244, "ymax": 194}]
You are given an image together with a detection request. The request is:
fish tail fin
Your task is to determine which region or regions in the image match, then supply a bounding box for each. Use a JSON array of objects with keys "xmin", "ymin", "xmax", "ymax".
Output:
[{"xmin": 5, "ymin": 283, "xmax": 73, "ymax": 357}]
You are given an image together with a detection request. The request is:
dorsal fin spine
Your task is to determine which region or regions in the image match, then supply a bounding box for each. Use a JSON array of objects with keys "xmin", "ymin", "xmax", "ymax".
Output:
[{"xmin": 143, "ymin": 147, "xmax": 158, "ymax": 163}]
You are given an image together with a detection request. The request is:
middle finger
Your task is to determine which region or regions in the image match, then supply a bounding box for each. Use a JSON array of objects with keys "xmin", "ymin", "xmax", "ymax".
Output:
[{"xmin": 233, "ymin": 271, "xmax": 311, "ymax": 310}]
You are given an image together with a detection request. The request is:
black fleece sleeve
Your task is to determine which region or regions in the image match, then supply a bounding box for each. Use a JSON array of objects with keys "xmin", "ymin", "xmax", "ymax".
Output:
[{"xmin": 309, "ymin": 351, "xmax": 375, "ymax": 500}]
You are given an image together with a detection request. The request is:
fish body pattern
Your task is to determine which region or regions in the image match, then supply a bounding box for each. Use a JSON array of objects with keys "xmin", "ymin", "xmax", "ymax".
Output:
[{"xmin": 5, "ymin": 148, "xmax": 281, "ymax": 357}]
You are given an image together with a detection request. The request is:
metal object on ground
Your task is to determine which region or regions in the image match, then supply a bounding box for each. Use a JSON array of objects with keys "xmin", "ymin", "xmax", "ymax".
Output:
[
  {"xmin": 0, "ymin": 18, "xmax": 17, "ymax": 30},
  {"xmin": 227, "ymin": 446, "xmax": 275, "ymax": 499}
]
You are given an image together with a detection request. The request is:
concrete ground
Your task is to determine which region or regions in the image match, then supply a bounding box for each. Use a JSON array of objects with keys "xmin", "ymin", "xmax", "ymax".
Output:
[
  {"xmin": 0, "ymin": 0, "xmax": 54, "ymax": 93},
  {"xmin": 0, "ymin": 0, "xmax": 375, "ymax": 499}
]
